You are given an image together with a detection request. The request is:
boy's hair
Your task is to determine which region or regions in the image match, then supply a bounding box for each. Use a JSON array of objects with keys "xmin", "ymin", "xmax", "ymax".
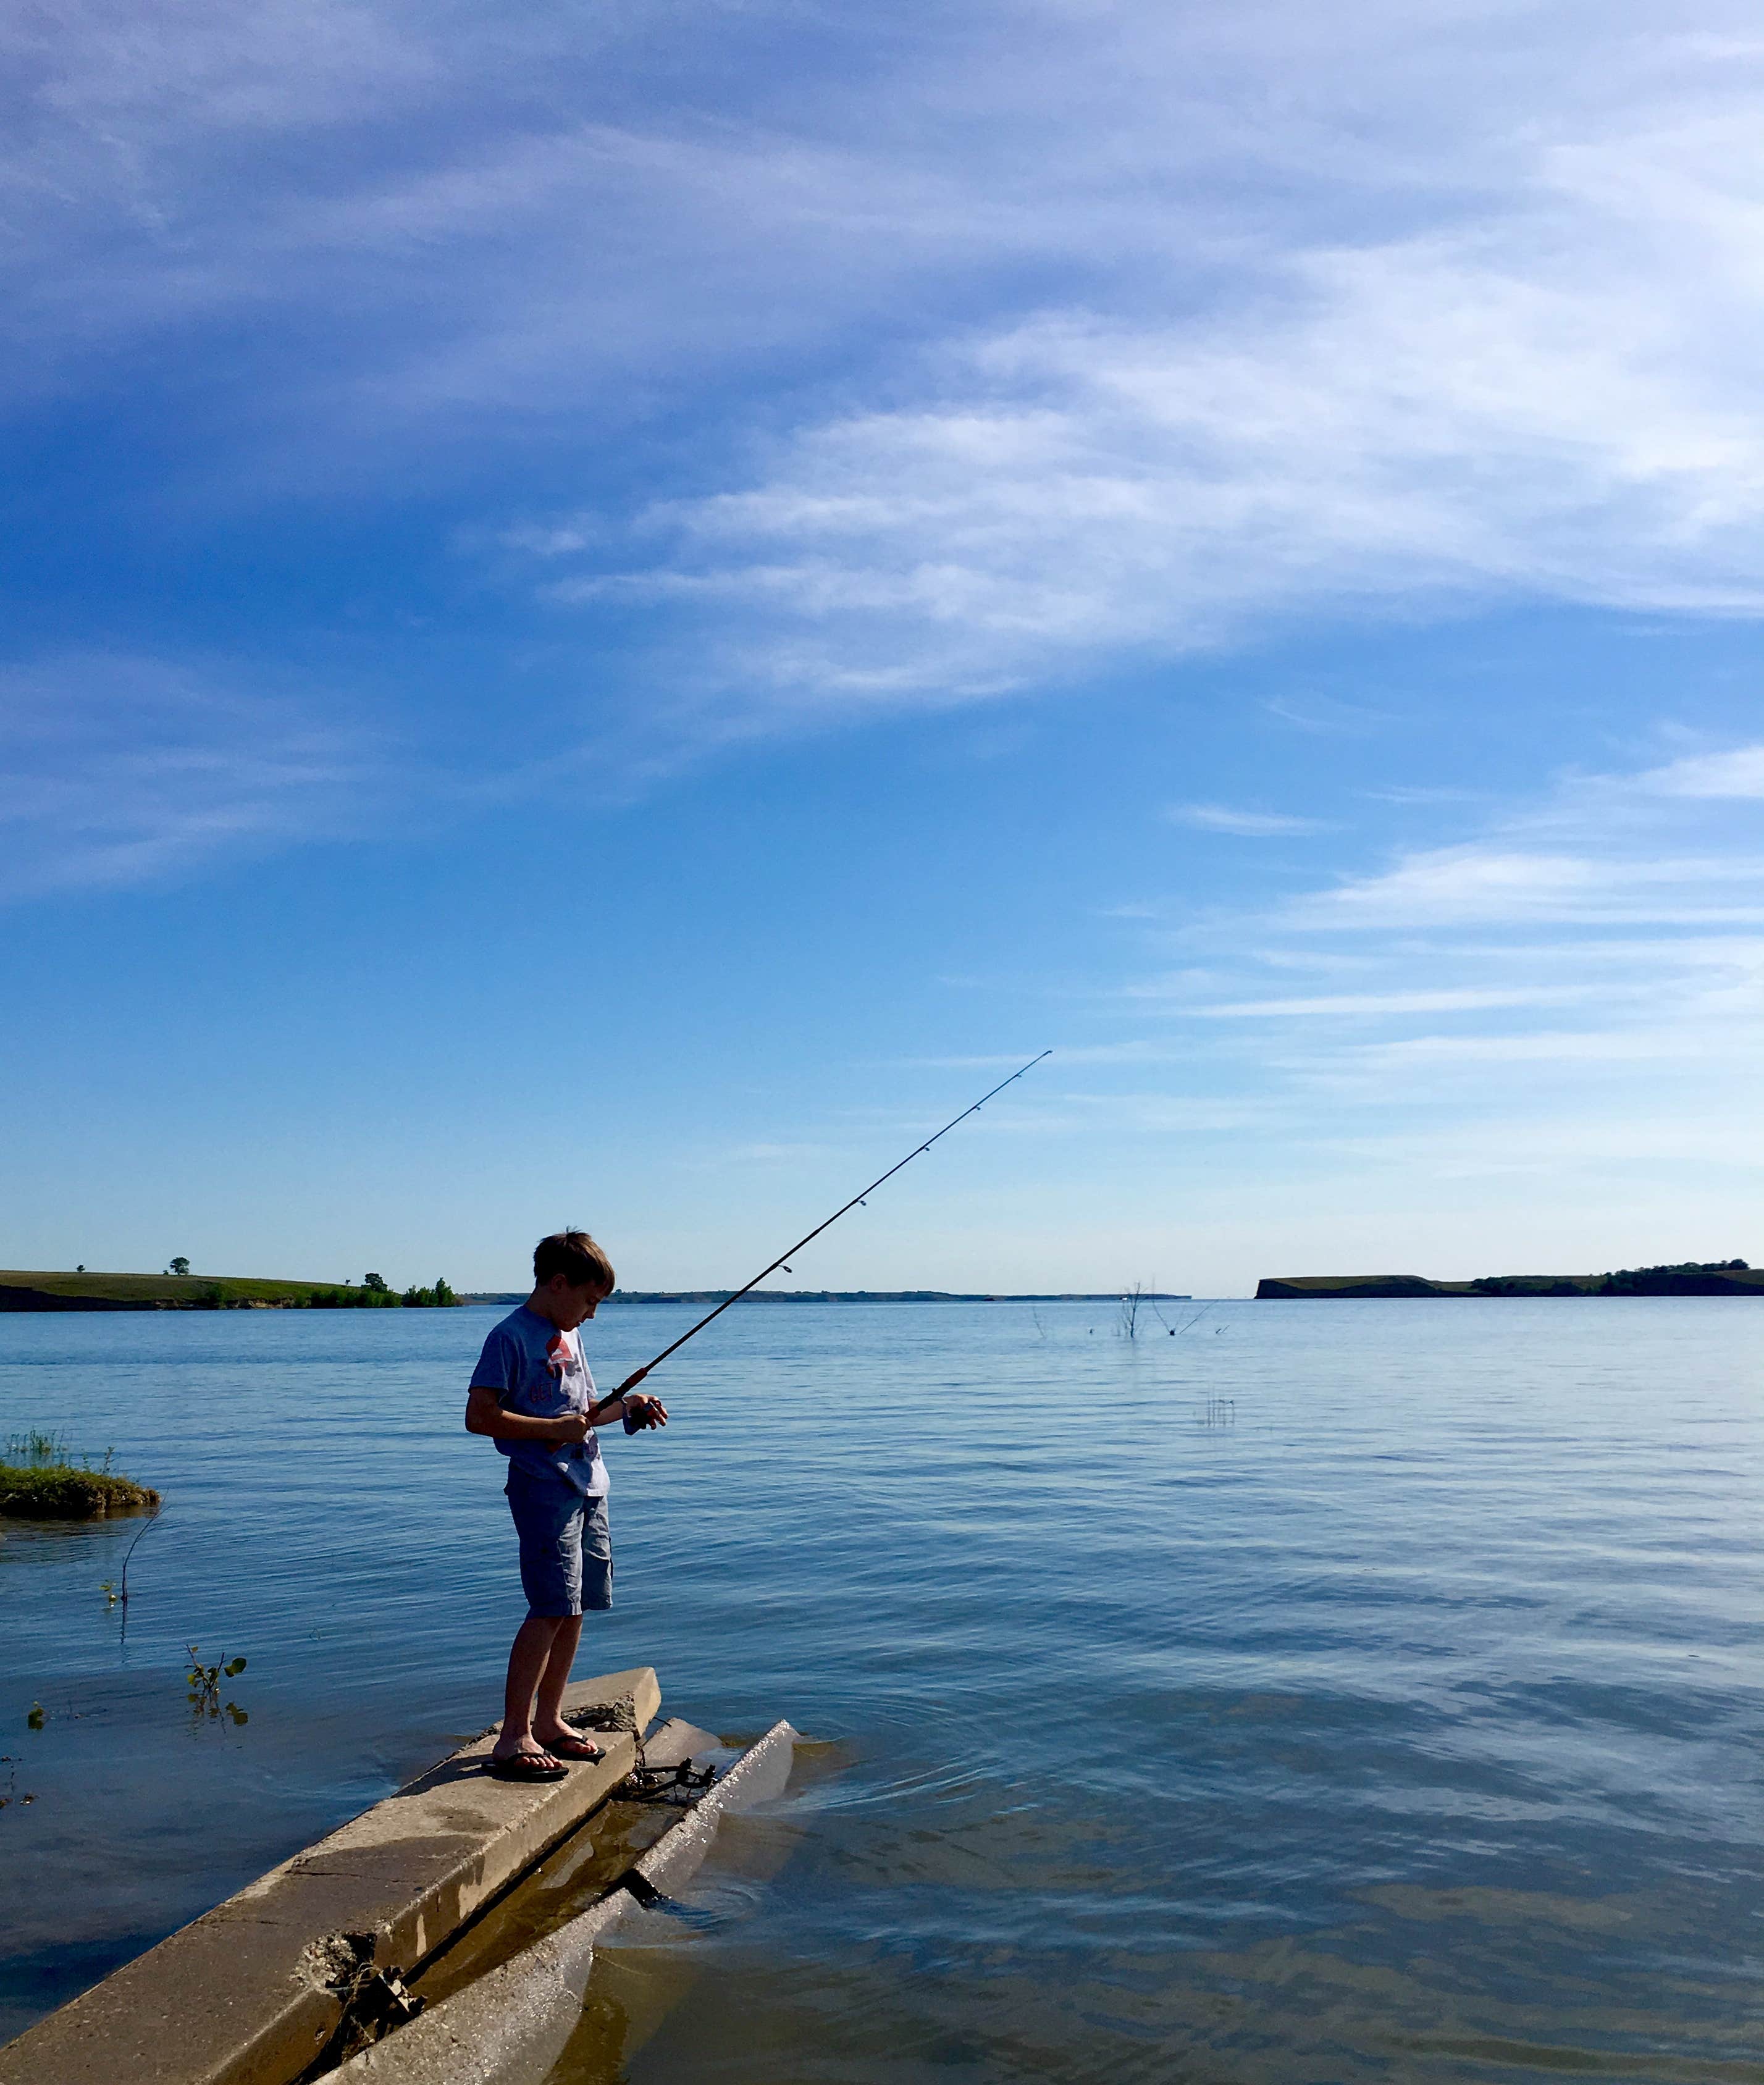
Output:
[{"xmin": 533, "ymin": 1230, "xmax": 616, "ymax": 1294}]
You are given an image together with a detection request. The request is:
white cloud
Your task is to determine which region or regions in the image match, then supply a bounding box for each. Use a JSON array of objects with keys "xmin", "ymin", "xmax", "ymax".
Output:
[
  {"xmin": 0, "ymin": 653, "xmax": 380, "ymax": 899},
  {"xmin": 1168, "ymin": 803, "xmax": 1329, "ymax": 836},
  {"xmin": 1640, "ymin": 744, "xmax": 1764, "ymax": 799},
  {"xmin": 8, "ymin": 3, "xmax": 1763, "ymax": 720},
  {"xmin": 1289, "ymin": 846, "xmax": 1764, "ymax": 931},
  {"xmin": 1090, "ymin": 741, "xmax": 1764, "ymax": 1226},
  {"xmin": 7, "ymin": 1, "xmax": 1764, "ymax": 903},
  {"xmin": 1191, "ymin": 988, "xmax": 1598, "ymax": 1019},
  {"xmin": 1342, "ymin": 1024, "xmax": 1748, "ymax": 1068},
  {"xmin": 1270, "ymin": 739, "xmax": 1764, "ymax": 945},
  {"xmin": 517, "ymin": 56, "xmax": 1764, "ymax": 705}
]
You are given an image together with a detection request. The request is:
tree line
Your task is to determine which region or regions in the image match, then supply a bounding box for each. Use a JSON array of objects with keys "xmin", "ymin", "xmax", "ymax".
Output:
[
  {"xmin": 300, "ymin": 1275, "xmax": 461, "ymax": 1309},
  {"xmin": 167, "ymin": 1270, "xmax": 463, "ymax": 1308}
]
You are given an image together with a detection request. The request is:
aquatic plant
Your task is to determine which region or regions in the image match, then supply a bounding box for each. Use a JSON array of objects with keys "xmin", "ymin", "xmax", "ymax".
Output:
[
  {"xmin": 117, "ymin": 1509, "xmax": 164, "ymax": 1601},
  {"xmin": 6, "ymin": 1428, "xmax": 67, "ymax": 1466},
  {"xmin": 185, "ymin": 1645, "xmax": 249, "ymax": 1724}
]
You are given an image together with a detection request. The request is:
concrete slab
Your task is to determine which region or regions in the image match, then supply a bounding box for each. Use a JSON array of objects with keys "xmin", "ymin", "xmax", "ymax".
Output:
[
  {"xmin": 0, "ymin": 1669, "xmax": 660, "ymax": 2085},
  {"xmin": 636, "ymin": 1718, "xmax": 721, "ymax": 1771},
  {"xmin": 335, "ymin": 1721, "xmax": 798, "ymax": 2085}
]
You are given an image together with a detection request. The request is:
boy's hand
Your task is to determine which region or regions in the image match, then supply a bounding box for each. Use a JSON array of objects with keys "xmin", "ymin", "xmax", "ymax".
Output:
[
  {"xmin": 554, "ymin": 1411, "xmax": 594, "ymax": 1443},
  {"xmin": 623, "ymin": 1393, "xmax": 668, "ymax": 1431}
]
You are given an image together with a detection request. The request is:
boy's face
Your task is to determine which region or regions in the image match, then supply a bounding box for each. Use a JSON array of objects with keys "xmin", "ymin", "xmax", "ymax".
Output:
[{"xmin": 542, "ymin": 1273, "xmax": 611, "ymax": 1330}]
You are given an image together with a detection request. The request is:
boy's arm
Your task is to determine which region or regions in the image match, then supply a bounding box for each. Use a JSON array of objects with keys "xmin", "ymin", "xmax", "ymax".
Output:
[
  {"xmin": 464, "ymin": 1384, "xmax": 592, "ymax": 1442},
  {"xmin": 587, "ymin": 1389, "xmax": 668, "ymax": 1433},
  {"xmin": 589, "ymin": 1364, "xmax": 667, "ymax": 1432}
]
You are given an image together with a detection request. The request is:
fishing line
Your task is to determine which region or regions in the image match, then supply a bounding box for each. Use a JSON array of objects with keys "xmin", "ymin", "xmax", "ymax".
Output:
[{"xmin": 613, "ymin": 1050, "xmax": 1051, "ymax": 1395}]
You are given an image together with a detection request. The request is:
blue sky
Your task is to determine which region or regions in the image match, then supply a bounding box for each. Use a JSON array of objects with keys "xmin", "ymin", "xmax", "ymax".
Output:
[{"xmin": 3, "ymin": 0, "xmax": 1760, "ymax": 1295}]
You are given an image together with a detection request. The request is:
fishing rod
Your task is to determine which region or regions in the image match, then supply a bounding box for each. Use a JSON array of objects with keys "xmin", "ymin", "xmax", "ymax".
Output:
[{"xmin": 611, "ymin": 1049, "xmax": 1052, "ymax": 1396}]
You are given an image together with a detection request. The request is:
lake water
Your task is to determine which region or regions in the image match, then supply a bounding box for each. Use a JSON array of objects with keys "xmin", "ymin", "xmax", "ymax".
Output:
[{"xmin": 1, "ymin": 1300, "xmax": 1760, "ymax": 2082}]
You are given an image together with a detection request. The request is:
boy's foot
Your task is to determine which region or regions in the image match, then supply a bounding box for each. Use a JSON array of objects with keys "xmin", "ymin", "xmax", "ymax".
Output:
[
  {"xmin": 534, "ymin": 1729, "xmax": 605, "ymax": 1763},
  {"xmin": 487, "ymin": 1748, "xmax": 569, "ymax": 1782}
]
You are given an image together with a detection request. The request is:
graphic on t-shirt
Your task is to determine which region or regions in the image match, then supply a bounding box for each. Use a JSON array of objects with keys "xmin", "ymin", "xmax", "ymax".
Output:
[{"xmin": 472, "ymin": 1307, "xmax": 608, "ymax": 1499}]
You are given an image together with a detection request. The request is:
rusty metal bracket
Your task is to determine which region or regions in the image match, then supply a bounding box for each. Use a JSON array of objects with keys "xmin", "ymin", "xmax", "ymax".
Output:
[{"xmin": 623, "ymin": 1756, "xmax": 718, "ymax": 1803}]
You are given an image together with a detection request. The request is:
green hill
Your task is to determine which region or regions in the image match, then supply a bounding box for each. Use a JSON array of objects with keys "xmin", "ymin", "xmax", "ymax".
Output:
[{"xmin": 0, "ymin": 1270, "xmax": 462, "ymax": 1311}]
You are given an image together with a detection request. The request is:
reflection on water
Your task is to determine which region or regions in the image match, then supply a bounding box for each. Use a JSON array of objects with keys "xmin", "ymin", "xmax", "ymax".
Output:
[{"xmin": 1, "ymin": 1299, "xmax": 1760, "ymax": 2081}]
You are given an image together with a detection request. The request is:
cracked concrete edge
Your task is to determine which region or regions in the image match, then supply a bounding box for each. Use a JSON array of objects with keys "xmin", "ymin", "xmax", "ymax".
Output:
[
  {"xmin": 0, "ymin": 1671, "xmax": 660, "ymax": 2085},
  {"xmin": 334, "ymin": 1722, "xmax": 799, "ymax": 2085}
]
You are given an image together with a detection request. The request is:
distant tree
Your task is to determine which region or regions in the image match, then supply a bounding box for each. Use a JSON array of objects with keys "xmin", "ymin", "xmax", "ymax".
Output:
[
  {"xmin": 76, "ymin": 1264, "xmax": 85, "ymax": 1273},
  {"xmin": 434, "ymin": 1277, "xmax": 456, "ymax": 1307},
  {"xmin": 363, "ymin": 1272, "xmax": 389, "ymax": 1293},
  {"xmin": 169, "ymin": 1257, "xmax": 191, "ymax": 1277}
]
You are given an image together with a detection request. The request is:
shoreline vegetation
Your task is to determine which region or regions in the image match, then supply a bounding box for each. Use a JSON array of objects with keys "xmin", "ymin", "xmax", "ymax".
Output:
[
  {"xmin": 1257, "ymin": 1260, "xmax": 1760, "ymax": 1298},
  {"xmin": 1, "ymin": 1428, "xmax": 158, "ymax": 1519},
  {"xmin": 0, "ymin": 1269, "xmax": 463, "ymax": 1312},
  {"xmin": 461, "ymin": 1288, "xmax": 1193, "ymax": 1305},
  {"xmin": 1, "ymin": 1273, "xmax": 1194, "ymax": 1314}
]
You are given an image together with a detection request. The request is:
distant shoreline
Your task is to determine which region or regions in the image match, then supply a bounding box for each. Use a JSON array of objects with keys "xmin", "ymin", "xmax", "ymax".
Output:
[
  {"xmin": 463, "ymin": 1290, "xmax": 1193, "ymax": 1306},
  {"xmin": 1258, "ymin": 1262, "xmax": 1760, "ymax": 1299},
  {"xmin": 0, "ymin": 1270, "xmax": 1191, "ymax": 1314}
]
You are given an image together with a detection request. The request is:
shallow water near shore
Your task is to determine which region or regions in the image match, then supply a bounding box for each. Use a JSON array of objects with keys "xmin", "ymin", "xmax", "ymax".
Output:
[{"xmin": 1, "ymin": 1299, "xmax": 1760, "ymax": 2081}]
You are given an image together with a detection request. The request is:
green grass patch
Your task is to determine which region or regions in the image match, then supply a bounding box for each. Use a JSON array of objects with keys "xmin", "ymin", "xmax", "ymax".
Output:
[
  {"xmin": 0, "ymin": 1269, "xmax": 462, "ymax": 1309},
  {"xmin": 0, "ymin": 1434, "xmax": 160, "ymax": 1517},
  {"xmin": 0, "ymin": 1462, "xmax": 159, "ymax": 1519},
  {"xmin": 1, "ymin": 1428, "xmax": 158, "ymax": 1518}
]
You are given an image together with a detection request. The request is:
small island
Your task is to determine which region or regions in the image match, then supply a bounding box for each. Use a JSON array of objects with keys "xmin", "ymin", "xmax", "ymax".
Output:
[
  {"xmin": 1257, "ymin": 1259, "xmax": 1761, "ymax": 1298},
  {"xmin": 1, "ymin": 1431, "xmax": 159, "ymax": 1519}
]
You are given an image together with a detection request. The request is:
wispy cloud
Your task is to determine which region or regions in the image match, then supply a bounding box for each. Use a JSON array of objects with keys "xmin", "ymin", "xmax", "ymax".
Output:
[
  {"xmin": 1091, "ymin": 741, "xmax": 1764, "ymax": 1215},
  {"xmin": 12, "ymin": 5, "xmax": 1759, "ymax": 728},
  {"xmin": 1288, "ymin": 848, "xmax": 1764, "ymax": 931},
  {"xmin": 0, "ymin": 653, "xmax": 381, "ymax": 899},
  {"xmin": 1168, "ymin": 803, "xmax": 1330, "ymax": 836},
  {"xmin": 518, "ymin": 57, "xmax": 1764, "ymax": 705},
  {"xmin": 891, "ymin": 1042, "xmax": 1174, "ymax": 1069},
  {"xmin": 1637, "ymin": 744, "xmax": 1764, "ymax": 800},
  {"xmin": 9, "ymin": 1, "xmax": 1764, "ymax": 905},
  {"xmin": 1191, "ymin": 988, "xmax": 1601, "ymax": 1019}
]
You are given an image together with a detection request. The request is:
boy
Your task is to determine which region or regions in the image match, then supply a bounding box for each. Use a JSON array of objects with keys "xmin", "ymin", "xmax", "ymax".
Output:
[{"xmin": 465, "ymin": 1229, "xmax": 666, "ymax": 1781}]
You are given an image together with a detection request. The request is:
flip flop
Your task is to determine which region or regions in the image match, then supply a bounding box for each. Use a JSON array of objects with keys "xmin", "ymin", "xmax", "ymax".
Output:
[
  {"xmin": 538, "ymin": 1731, "xmax": 606, "ymax": 1762},
  {"xmin": 487, "ymin": 1750, "xmax": 569, "ymax": 1782}
]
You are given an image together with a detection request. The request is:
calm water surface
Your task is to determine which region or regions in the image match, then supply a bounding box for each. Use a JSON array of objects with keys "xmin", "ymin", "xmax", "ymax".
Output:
[{"xmin": 1, "ymin": 1300, "xmax": 1760, "ymax": 2082}]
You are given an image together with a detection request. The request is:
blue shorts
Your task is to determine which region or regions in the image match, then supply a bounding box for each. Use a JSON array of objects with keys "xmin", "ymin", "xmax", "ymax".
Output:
[{"xmin": 505, "ymin": 1465, "xmax": 612, "ymax": 1618}]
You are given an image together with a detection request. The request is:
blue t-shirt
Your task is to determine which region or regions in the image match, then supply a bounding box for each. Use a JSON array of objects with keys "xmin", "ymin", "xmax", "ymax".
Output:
[{"xmin": 471, "ymin": 1304, "xmax": 608, "ymax": 1496}]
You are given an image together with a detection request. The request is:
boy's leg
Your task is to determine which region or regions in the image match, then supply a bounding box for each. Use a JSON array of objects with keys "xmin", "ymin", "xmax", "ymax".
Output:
[
  {"xmin": 499, "ymin": 1469, "xmax": 588, "ymax": 1761},
  {"xmin": 531, "ymin": 1493, "xmax": 610, "ymax": 1745},
  {"xmin": 530, "ymin": 1615, "xmax": 584, "ymax": 1745},
  {"xmin": 497, "ymin": 1615, "xmax": 566, "ymax": 1760}
]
